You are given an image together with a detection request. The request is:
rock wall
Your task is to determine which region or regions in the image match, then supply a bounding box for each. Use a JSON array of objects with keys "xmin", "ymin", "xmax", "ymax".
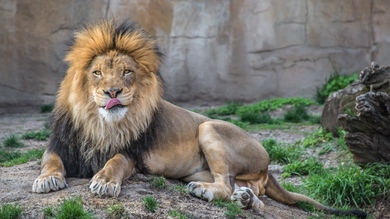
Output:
[{"xmin": 1, "ymin": 0, "xmax": 389, "ymax": 107}]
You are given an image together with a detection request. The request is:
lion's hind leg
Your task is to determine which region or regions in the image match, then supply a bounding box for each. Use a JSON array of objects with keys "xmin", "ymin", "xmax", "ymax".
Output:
[
  {"xmin": 32, "ymin": 150, "xmax": 67, "ymax": 193},
  {"xmin": 187, "ymin": 121, "xmax": 269, "ymax": 204}
]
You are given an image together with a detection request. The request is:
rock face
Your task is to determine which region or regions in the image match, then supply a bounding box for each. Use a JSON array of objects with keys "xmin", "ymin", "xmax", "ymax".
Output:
[{"xmin": 1, "ymin": 0, "xmax": 390, "ymax": 107}]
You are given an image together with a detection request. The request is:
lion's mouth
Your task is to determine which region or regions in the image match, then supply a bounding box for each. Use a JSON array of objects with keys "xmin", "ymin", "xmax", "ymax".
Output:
[{"xmin": 104, "ymin": 98, "xmax": 124, "ymax": 110}]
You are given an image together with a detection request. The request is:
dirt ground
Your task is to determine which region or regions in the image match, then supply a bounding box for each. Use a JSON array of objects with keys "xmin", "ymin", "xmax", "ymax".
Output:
[{"xmin": 0, "ymin": 106, "xmax": 383, "ymax": 219}]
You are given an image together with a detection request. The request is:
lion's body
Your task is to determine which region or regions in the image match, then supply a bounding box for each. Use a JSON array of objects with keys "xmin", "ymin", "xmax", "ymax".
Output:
[{"xmin": 32, "ymin": 19, "xmax": 366, "ymax": 218}]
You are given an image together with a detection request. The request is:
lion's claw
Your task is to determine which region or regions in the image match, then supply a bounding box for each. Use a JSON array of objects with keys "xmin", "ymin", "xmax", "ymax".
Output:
[
  {"xmin": 89, "ymin": 173, "xmax": 121, "ymax": 197},
  {"xmin": 32, "ymin": 174, "xmax": 67, "ymax": 193}
]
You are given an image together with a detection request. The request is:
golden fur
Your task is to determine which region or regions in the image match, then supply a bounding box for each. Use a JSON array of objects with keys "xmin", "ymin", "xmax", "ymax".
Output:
[{"xmin": 32, "ymin": 19, "xmax": 366, "ymax": 218}]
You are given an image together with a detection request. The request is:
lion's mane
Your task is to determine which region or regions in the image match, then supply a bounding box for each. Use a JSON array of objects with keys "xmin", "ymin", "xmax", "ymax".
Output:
[{"xmin": 47, "ymin": 20, "xmax": 164, "ymax": 177}]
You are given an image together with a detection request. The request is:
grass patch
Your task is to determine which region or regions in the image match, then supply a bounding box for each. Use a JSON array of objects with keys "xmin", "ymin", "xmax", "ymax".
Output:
[
  {"xmin": 203, "ymin": 97, "xmax": 316, "ymax": 126},
  {"xmin": 0, "ymin": 203, "xmax": 23, "ymax": 219},
  {"xmin": 172, "ymin": 183, "xmax": 187, "ymax": 194},
  {"xmin": 283, "ymin": 105, "xmax": 310, "ymax": 123},
  {"xmin": 2, "ymin": 135, "xmax": 24, "ymax": 148},
  {"xmin": 0, "ymin": 149, "xmax": 20, "ymax": 163},
  {"xmin": 304, "ymin": 163, "xmax": 390, "ymax": 207},
  {"xmin": 150, "ymin": 176, "xmax": 168, "ymax": 190},
  {"xmin": 168, "ymin": 209, "xmax": 194, "ymax": 219},
  {"xmin": 316, "ymin": 73, "xmax": 358, "ymax": 104},
  {"xmin": 225, "ymin": 202, "xmax": 243, "ymax": 218},
  {"xmin": 302, "ymin": 128, "xmax": 334, "ymax": 148},
  {"xmin": 205, "ymin": 103, "xmax": 241, "ymax": 119},
  {"xmin": 43, "ymin": 206, "xmax": 55, "ymax": 219},
  {"xmin": 107, "ymin": 202, "xmax": 127, "ymax": 219},
  {"xmin": 0, "ymin": 149, "xmax": 44, "ymax": 167},
  {"xmin": 282, "ymin": 157, "xmax": 324, "ymax": 178},
  {"xmin": 261, "ymin": 138, "xmax": 303, "ymax": 164},
  {"xmin": 55, "ymin": 197, "xmax": 92, "ymax": 219},
  {"xmin": 143, "ymin": 196, "xmax": 158, "ymax": 213},
  {"xmin": 212, "ymin": 198, "xmax": 227, "ymax": 208},
  {"xmin": 22, "ymin": 129, "xmax": 51, "ymax": 141}
]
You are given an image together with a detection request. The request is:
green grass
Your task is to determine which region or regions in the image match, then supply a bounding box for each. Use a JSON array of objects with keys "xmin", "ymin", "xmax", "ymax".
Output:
[
  {"xmin": 2, "ymin": 135, "xmax": 24, "ymax": 148},
  {"xmin": 172, "ymin": 183, "xmax": 188, "ymax": 194},
  {"xmin": 0, "ymin": 148, "xmax": 44, "ymax": 167},
  {"xmin": 150, "ymin": 176, "xmax": 168, "ymax": 190},
  {"xmin": 143, "ymin": 196, "xmax": 158, "ymax": 213},
  {"xmin": 212, "ymin": 198, "xmax": 227, "ymax": 208},
  {"xmin": 316, "ymin": 73, "xmax": 358, "ymax": 104},
  {"xmin": 107, "ymin": 202, "xmax": 127, "ymax": 219},
  {"xmin": 55, "ymin": 197, "xmax": 92, "ymax": 219},
  {"xmin": 43, "ymin": 206, "xmax": 55, "ymax": 219},
  {"xmin": 205, "ymin": 103, "xmax": 241, "ymax": 119},
  {"xmin": 225, "ymin": 202, "xmax": 243, "ymax": 218},
  {"xmin": 0, "ymin": 149, "xmax": 20, "ymax": 163},
  {"xmin": 304, "ymin": 163, "xmax": 390, "ymax": 207},
  {"xmin": 283, "ymin": 105, "xmax": 310, "ymax": 123},
  {"xmin": 22, "ymin": 129, "xmax": 51, "ymax": 141},
  {"xmin": 168, "ymin": 209, "xmax": 194, "ymax": 219},
  {"xmin": 282, "ymin": 157, "xmax": 324, "ymax": 178},
  {"xmin": 261, "ymin": 138, "xmax": 303, "ymax": 164},
  {"xmin": 302, "ymin": 128, "xmax": 334, "ymax": 148},
  {"xmin": 0, "ymin": 204, "xmax": 23, "ymax": 219}
]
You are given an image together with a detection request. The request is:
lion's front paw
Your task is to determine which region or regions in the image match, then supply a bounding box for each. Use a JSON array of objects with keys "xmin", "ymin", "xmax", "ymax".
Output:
[
  {"xmin": 89, "ymin": 171, "xmax": 121, "ymax": 197},
  {"xmin": 231, "ymin": 186, "xmax": 264, "ymax": 210},
  {"xmin": 187, "ymin": 182, "xmax": 215, "ymax": 202},
  {"xmin": 32, "ymin": 173, "xmax": 67, "ymax": 193}
]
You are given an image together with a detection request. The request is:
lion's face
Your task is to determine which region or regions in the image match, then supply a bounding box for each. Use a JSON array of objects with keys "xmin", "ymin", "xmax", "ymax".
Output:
[{"xmin": 88, "ymin": 51, "xmax": 141, "ymax": 121}]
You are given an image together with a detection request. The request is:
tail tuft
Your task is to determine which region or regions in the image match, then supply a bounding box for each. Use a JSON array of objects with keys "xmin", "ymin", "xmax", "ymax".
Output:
[{"xmin": 330, "ymin": 209, "xmax": 367, "ymax": 219}]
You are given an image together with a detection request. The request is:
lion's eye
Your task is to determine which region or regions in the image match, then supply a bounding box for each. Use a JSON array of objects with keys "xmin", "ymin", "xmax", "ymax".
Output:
[
  {"xmin": 123, "ymin": 69, "xmax": 133, "ymax": 76},
  {"xmin": 93, "ymin": 70, "xmax": 102, "ymax": 76}
]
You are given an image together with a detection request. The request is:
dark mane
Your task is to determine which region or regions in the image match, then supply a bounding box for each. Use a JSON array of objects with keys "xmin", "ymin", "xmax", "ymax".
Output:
[{"xmin": 47, "ymin": 107, "xmax": 163, "ymax": 178}]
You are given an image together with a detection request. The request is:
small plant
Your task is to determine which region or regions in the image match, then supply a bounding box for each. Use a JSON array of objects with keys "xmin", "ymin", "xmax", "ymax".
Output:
[
  {"xmin": 172, "ymin": 183, "xmax": 187, "ymax": 194},
  {"xmin": 261, "ymin": 138, "xmax": 303, "ymax": 164},
  {"xmin": 107, "ymin": 202, "xmax": 127, "ymax": 219},
  {"xmin": 225, "ymin": 202, "xmax": 242, "ymax": 218},
  {"xmin": 302, "ymin": 128, "xmax": 334, "ymax": 148},
  {"xmin": 316, "ymin": 73, "xmax": 358, "ymax": 104},
  {"xmin": 0, "ymin": 203, "xmax": 23, "ymax": 219},
  {"xmin": 240, "ymin": 111, "xmax": 277, "ymax": 124},
  {"xmin": 41, "ymin": 104, "xmax": 54, "ymax": 113},
  {"xmin": 283, "ymin": 105, "xmax": 310, "ymax": 123},
  {"xmin": 3, "ymin": 135, "xmax": 24, "ymax": 148},
  {"xmin": 150, "ymin": 176, "xmax": 168, "ymax": 189},
  {"xmin": 22, "ymin": 129, "xmax": 51, "ymax": 141},
  {"xmin": 143, "ymin": 196, "xmax": 158, "ymax": 213},
  {"xmin": 43, "ymin": 206, "xmax": 55, "ymax": 219},
  {"xmin": 282, "ymin": 158, "xmax": 324, "ymax": 178},
  {"xmin": 168, "ymin": 209, "xmax": 192, "ymax": 219},
  {"xmin": 212, "ymin": 198, "xmax": 227, "ymax": 208},
  {"xmin": 55, "ymin": 197, "xmax": 92, "ymax": 219}
]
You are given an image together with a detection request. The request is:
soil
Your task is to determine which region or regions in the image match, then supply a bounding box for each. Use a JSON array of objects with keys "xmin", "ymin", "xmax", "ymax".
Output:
[{"xmin": 0, "ymin": 106, "xmax": 385, "ymax": 219}]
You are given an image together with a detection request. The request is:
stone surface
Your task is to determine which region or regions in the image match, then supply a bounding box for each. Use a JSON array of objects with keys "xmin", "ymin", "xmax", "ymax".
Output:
[{"xmin": 0, "ymin": 0, "xmax": 389, "ymax": 108}]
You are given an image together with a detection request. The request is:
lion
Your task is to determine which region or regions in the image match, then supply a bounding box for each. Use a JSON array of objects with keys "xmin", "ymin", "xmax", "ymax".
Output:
[{"xmin": 32, "ymin": 19, "xmax": 366, "ymax": 218}]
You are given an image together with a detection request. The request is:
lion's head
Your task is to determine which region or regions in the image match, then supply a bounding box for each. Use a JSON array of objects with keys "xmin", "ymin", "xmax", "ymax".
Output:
[{"xmin": 53, "ymin": 20, "xmax": 164, "ymax": 160}]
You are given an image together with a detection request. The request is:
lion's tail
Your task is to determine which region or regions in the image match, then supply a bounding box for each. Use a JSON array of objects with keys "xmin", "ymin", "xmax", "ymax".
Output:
[{"xmin": 264, "ymin": 173, "xmax": 367, "ymax": 219}]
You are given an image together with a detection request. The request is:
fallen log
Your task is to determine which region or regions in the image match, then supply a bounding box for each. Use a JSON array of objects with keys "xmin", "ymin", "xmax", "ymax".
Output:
[{"xmin": 338, "ymin": 91, "xmax": 390, "ymax": 165}]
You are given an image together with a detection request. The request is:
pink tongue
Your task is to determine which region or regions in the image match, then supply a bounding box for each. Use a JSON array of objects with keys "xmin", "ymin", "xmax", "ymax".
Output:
[{"xmin": 105, "ymin": 98, "xmax": 122, "ymax": 109}]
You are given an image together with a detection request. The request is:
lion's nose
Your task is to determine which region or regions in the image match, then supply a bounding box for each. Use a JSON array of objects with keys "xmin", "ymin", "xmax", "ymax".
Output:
[{"xmin": 103, "ymin": 88, "xmax": 122, "ymax": 98}]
